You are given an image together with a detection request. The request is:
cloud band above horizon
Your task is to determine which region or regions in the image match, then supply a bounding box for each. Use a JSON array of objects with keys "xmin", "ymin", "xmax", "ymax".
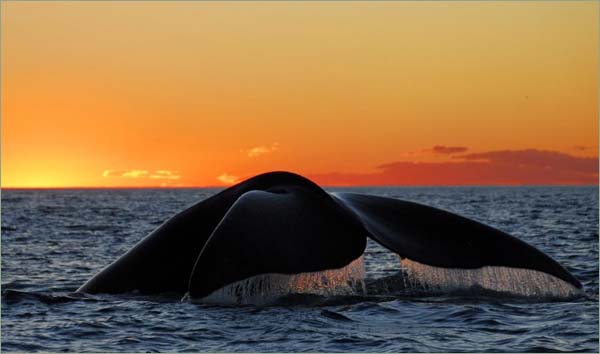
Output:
[{"xmin": 310, "ymin": 149, "xmax": 598, "ymax": 186}]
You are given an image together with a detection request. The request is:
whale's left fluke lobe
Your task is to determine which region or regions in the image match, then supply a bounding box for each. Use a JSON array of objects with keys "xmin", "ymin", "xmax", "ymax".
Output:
[{"xmin": 332, "ymin": 192, "xmax": 582, "ymax": 290}]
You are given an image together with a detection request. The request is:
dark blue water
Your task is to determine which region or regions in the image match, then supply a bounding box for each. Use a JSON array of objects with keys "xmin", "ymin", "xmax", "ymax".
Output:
[{"xmin": 2, "ymin": 186, "xmax": 598, "ymax": 352}]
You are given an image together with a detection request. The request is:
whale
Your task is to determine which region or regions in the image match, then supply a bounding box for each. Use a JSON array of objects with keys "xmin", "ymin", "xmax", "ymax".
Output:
[{"xmin": 77, "ymin": 171, "xmax": 582, "ymax": 303}]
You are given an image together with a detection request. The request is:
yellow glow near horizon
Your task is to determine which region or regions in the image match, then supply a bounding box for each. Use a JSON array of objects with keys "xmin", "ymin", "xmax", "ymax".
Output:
[{"xmin": 2, "ymin": 1, "xmax": 598, "ymax": 187}]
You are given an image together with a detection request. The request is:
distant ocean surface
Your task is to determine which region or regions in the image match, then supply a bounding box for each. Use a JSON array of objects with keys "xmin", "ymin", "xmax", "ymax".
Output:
[{"xmin": 1, "ymin": 186, "xmax": 598, "ymax": 352}]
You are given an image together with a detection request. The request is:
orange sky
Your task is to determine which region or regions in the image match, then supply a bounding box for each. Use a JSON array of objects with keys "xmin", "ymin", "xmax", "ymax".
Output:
[{"xmin": 2, "ymin": 1, "xmax": 598, "ymax": 188}]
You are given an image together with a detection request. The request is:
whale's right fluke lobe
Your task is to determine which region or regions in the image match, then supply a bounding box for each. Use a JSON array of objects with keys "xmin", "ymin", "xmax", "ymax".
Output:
[
  {"xmin": 333, "ymin": 192, "xmax": 582, "ymax": 290},
  {"xmin": 187, "ymin": 186, "xmax": 367, "ymax": 299}
]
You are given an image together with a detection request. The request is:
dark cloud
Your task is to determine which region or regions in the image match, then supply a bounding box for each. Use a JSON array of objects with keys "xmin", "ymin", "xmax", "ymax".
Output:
[
  {"xmin": 573, "ymin": 145, "xmax": 595, "ymax": 151},
  {"xmin": 456, "ymin": 149, "xmax": 597, "ymax": 174},
  {"xmin": 310, "ymin": 149, "xmax": 598, "ymax": 186},
  {"xmin": 431, "ymin": 145, "xmax": 469, "ymax": 154}
]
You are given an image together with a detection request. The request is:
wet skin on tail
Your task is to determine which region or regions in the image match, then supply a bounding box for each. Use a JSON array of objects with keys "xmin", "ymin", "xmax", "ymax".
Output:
[{"xmin": 77, "ymin": 171, "xmax": 581, "ymax": 299}]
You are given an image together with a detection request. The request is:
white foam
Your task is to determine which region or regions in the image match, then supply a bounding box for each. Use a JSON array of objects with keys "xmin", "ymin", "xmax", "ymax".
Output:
[
  {"xmin": 398, "ymin": 257, "xmax": 582, "ymax": 299},
  {"xmin": 190, "ymin": 256, "xmax": 366, "ymax": 305}
]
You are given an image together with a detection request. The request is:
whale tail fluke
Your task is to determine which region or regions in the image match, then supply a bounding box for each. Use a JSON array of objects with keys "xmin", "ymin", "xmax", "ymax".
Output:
[{"xmin": 78, "ymin": 171, "xmax": 582, "ymax": 302}]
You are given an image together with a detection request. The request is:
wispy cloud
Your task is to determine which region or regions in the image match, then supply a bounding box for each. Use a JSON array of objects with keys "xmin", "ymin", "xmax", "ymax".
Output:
[
  {"xmin": 103, "ymin": 169, "xmax": 147, "ymax": 178},
  {"xmin": 121, "ymin": 170, "xmax": 149, "ymax": 178},
  {"xmin": 216, "ymin": 173, "xmax": 239, "ymax": 185},
  {"xmin": 149, "ymin": 170, "xmax": 180, "ymax": 180},
  {"xmin": 102, "ymin": 169, "xmax": 180, "ymax": 180},
  {"xmin": 245, "ymin": 143, "xmax": 279, "ymax": 158}
]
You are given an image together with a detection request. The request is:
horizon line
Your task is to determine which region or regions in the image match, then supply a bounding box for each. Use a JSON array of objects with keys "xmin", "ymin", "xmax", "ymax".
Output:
[{"xmin": 2, "ymin": 183, "xmax": 598, "ymax": 191}]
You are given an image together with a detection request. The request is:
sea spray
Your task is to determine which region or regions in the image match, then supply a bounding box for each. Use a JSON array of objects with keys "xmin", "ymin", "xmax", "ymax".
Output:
[
  {"xmin": 190, "ymin": 256, "xmax": 366, "ymax": 305},
  {"xmin": 397, "ymin": 257, "xmax": 582, "ymax": 299}
]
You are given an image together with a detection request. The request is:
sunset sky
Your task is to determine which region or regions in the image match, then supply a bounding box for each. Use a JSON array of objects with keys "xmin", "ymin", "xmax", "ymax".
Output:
[{"xmin": 2, "ymin": 1, "xmax": 598, "ymax": 188}]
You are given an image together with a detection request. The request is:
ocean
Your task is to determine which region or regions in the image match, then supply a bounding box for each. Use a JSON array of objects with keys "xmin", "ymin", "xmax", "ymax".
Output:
[{"xmin": 1, "ymin": 186, "xmax": 598, "ymax": 352}]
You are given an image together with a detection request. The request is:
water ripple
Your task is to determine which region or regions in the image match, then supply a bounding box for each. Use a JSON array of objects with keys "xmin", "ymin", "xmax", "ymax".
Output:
[{"xmin": 1, "ymin": 187, "xmax": 597, "ymax": 352}]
